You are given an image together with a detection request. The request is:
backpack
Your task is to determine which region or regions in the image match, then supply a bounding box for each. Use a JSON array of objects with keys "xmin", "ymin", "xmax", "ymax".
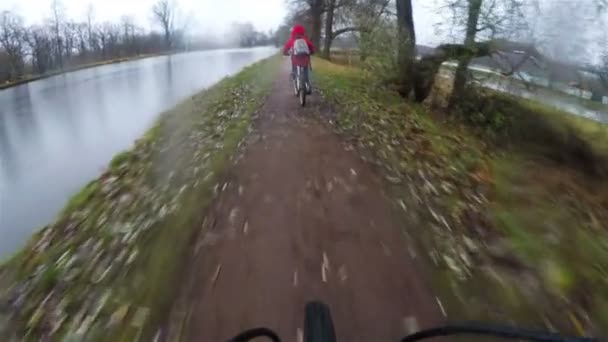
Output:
[{"xmin": 293, "ymin": 38, "xmax": 310, "ymax": 56}]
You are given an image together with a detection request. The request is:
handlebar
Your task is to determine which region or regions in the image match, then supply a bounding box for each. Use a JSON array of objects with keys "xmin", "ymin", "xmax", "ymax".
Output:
[
  {"xmin": 228, "ymin": 328, "xmax": 280, "ymax": 342},
  {"xmin": 400, "ymin": 323, "xmax": 599, "ymax": 342},
  {"xmin": 227, "ymin": 323, "xmax": 599, "ymax": 342}
]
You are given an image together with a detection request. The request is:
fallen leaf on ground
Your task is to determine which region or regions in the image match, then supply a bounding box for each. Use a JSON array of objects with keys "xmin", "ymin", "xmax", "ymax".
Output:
[{"xmin": 211, "ymin": 264, "xmax": 222, "ymax": 287}]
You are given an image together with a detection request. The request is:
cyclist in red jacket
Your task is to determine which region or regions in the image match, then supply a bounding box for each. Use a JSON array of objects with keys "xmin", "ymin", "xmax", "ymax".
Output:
[{"xmin": 283, "ymin": 24, "xmax": 315, "ymax": 79}]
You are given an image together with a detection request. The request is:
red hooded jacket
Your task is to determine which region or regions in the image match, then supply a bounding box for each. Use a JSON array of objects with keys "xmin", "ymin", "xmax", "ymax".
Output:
[{"xmin": 283, "ymin": 24, "xmax": 315, "ymax": 66}]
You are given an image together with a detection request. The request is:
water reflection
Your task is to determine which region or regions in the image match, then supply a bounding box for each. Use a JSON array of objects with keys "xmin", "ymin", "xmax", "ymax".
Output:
[
  {"xmin": 482, "ymin": 80, "xmax": 608, "ymax": 123},
  {"xmin": 440, "ymin": 67, "xmax": 608, "ymax": 123},
  {"xmin": 0, "ymin": 47, "xmax": 275, "ymax": 257},
  {"xmin": 0, "ymin": 109, "xmax": 17, "ymax": 180},
  {"xmin": 165, "ymin": 56, "xmax": 175, "ymax": 99}
]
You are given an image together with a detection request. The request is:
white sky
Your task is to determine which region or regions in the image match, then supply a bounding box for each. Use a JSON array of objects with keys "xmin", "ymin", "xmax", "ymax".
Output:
[
  {"xmin": 1, "ymin": 0, "xmax": 605, "ymax": 62},
  {"xmin": 1, "ymin": 0, "xmax": 287, "ymax": 35},
  {"xmin": 413, "ymin": 1, "xmax": 445, "ymax": 46},
  {"xmin": 1, "ymin": 0, "xmax": 444, "ymax": 44}
]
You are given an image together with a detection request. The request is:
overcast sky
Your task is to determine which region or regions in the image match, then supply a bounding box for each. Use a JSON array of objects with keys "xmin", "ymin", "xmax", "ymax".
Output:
[
  {"xmin": 2, "ymin": 0, "xmax": 287, "ymax": 36},
  {"xmin": 1, "ymin": 0, "xmax": 445, "ymax": 44},
  {"xmin": 2, "ymin": 0, "xmax": 605, "ymax": 62}
]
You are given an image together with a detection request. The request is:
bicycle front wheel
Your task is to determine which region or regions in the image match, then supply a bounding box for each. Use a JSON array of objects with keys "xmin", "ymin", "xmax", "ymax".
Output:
[{"xmin": 304, "ymin": 301, "xmax": 336, "ymax": 342}]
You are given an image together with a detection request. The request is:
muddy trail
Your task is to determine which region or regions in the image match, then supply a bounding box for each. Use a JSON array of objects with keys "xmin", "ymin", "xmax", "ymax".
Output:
[{"xmin": 167, "ymin": 61, "xmax": 444, "ymax": 341}]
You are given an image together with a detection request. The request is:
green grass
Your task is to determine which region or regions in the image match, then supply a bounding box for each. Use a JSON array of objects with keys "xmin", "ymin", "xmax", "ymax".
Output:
[
  {"xmin": 490, "ymin": 154, "xmax": 608, "ymax": 329},
  {"xmin": 313, "ymin": 56, "xmax": 608, "ymax": 334},
  {"xmin": 446, "ymin": 83, "xmax": 608, "ymax": 176},
  {"xmin": 328, "ymin": 50, "xmax": 361, "ymax": 67},
  {"xmin": 110, "ymin": 151, "xmax": 134, "ymax": 170},
  {"xmin": 519, "ymin": 99, "xmax": 608, "ymax": 158},
  {"xmin": 61, "ymin": 180, "xmax": 101, "ymax": 214}
]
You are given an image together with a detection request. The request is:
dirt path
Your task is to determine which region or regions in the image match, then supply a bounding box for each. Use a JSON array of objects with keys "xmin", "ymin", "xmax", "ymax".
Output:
[{"xmin": 174, "ymin": 61, "xmax": 443, "ymax": 341}]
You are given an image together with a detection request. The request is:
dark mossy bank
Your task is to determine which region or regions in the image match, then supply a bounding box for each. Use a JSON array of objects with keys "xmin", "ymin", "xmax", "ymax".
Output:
[
  {"xmin": 0, "ymin": 53, "xmax": 167, "ymax": 90},
  {"xmin": 0, "ymin": 56, "xmax": 280, "ymax": 340}
]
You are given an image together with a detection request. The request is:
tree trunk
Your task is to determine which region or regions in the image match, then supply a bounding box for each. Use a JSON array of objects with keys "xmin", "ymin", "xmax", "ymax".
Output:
[
  {"xmin": 310, "ymin": 0, "xmax": 323, "ymax": 49},
  {"xmin": 395, "ymin": 0, "xmax": 416, "ymax": 97},
  {"xmin": 448, "ymin": 0, "xmax": 482, "ymax": 110},
  {"xmin": 56, "ymin": 40, "xmax": 63, "ymax": 69},
  {"xmin": 449, "ymin": 57, "xmax": 472, "ymax": 107},
  {"xmin": 323, "ymin": 0, "xmax": 336, "ymax": 59}
]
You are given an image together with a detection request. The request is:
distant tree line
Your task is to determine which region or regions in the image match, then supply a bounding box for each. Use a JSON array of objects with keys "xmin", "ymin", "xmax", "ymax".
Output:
[
  {"xmin": 0, "ymin": 0, "xmax": 190, "ymax": 84},
  {"xmin": 601, "ymin": 37, "xmax": 608, "ymax": 87},
  {"xmin": 228, "ymin": 22, "xmax": 274, "ymax": 48}
]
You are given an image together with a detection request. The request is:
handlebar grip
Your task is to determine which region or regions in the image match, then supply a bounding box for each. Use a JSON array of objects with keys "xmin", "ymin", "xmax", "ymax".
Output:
[{"xmin": 227, "ymin": 328, "xmax": 281, "ymax": 342}]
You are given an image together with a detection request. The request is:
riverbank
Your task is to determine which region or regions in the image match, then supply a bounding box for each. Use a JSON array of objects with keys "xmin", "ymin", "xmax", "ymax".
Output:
[
  {"xmin": 0, "ymin": 55, "xmax": 279, "ymax": 340},
  {"xmin": 0, "ymin": 47, "xmax": 280, "ymax": 91},
  {"xmin": 0, "ymin": 53, "xmax": 168, "ymax": 91},
  {"xmin": 313, "ymin": 57, "xmax": 608, "ymax": 334}
]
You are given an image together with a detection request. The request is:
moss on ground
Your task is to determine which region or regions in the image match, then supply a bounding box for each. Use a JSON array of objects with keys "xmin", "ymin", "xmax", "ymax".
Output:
[
  {"xmin": 313, "ymin": 56, "xmax": 608, "ymax": 335},
  {"xmin": 0, "ymin": 55, "xmax": 280, "ymax": 340},
  {"xmin": 518, "ymin": 99, "xmax": 608, "ymax": 159},
  {"xmin": 61, "ymin": 180, "xmax": 101, "ymax": 215},
  {"xmin": 489, "ymin": 154, "xmax": 608, "ymax": 330}
]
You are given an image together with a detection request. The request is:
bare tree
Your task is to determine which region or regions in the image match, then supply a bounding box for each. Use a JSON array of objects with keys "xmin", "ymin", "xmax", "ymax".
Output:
[
  {"xmin": 0, "ymin": 0, "xmax": 198, "ymax": 83},
  {"xmin": 63, "ymin": 21, "xmax": 77, "ymax": 62},
  {"xmin": 0, "ymin": 11, "xmax": 27, "ymax": 80},
  {"xmin": 50, "ymin": 0, "xmax": 65, "ymax": 68},
  {"xmin": 289, "ymin": 0, "xmax": 325, "ymax": 48},
  {"xmin": 308, "ymin": 0, "xmax": 325, "ymax": 48},
  {"xmin": 323, "ymin": 0, "xmax": 337, "ymax": 56},
  {"xmin": 86, "ymin": 4, "xmax": 97, "ymax": 53},
  {"xmin": 448, "ymin": 0, "xmax": 484, "ymax": 108},
  {"xmin": 97, "ymin": 22, "xmax": 121, "ymax": 59},
  {"xmin": 395, "ymin": 0, "xmax": 416, "ymax": 96},
  {"xmin": 27, "ymin": 25, "xmax": 54, "ymax": 74},
  {"xmin": 351, "ymin": 0, "xmax": 417, "ymax": 96},
  {"xmin": 600, "ymin": 34, "xmax": 608, "ymax": 88},
  {"xmin": 322, "ymin": 0, "xmax": 386, "ymax": 58},
  {"xmin": 284, "ymin": 0, "xmax": 390, "ymax": 58},
  {"xmin": 351, "ymin": 0, "xmax": 392, "ymax": 61},
  {"xmin": 380, "ymin": 0, "xmax": 547, "ymax": 104},
  {"xmin": 133, "ymin": 25, "xmax": 146, "ymax": 54},
  {"xmin": 399, "ymin": 0, "xmax": 535, "ymax": 107},
  {"xmin": 322, "ymin": 0, "xmax": 359, "ymax": 57},
  {"xmin": 121, "ymin": 16, "xmax": 136, "ymax": 55},
  {"xmin": 152, "ymin": 0, "xmax": 175, "ymax": 50},
  {"xmin": 102, "ymin": 22, "xmax": 121, "ymax": 58},
  {"xmin": 74, "ymin": 22, "xmax": 88, "ymax": 57},
  {"xmin": 96, "ymin": 23, "xmax": 107, "ymax": 59}
]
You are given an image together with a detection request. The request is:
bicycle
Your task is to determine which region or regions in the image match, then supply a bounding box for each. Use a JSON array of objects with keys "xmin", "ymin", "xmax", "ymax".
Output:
[
  {"xmin": 284, "ymin": 42, "xmax": 312, "ymax": 107},
  {"xmin": 228, "ymin": 301, "xmax": 600, "ymax": 342},
  {"xmin": 292, "ymin": 63, "xmax": 312, "ymax": 107}
]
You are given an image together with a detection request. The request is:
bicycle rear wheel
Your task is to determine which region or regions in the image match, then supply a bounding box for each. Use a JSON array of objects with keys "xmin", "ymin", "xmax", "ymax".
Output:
[
  {"xmin": 298, "ymin": 69, "xmax": 307, "ymax": 107},
  {"xmin": 304, "ymin": 301, "xmax": 336, "ymax": 342},
  {"xmin": 299, "ymin": 88, "xmax": 306, "ymax": 106}
]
